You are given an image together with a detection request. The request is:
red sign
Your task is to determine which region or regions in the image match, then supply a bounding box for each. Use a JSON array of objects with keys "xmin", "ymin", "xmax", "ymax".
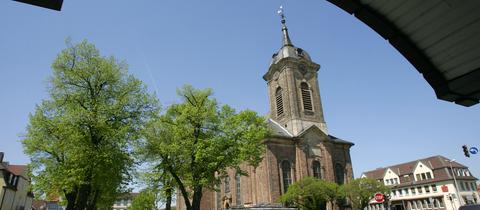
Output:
[
  {"xmin": 441, "ymin": 185, "xmax": 449, "ymax": 192},
  {"xmin": 374, "ymin": 193, "xmax": 384, "ymax": 202}
]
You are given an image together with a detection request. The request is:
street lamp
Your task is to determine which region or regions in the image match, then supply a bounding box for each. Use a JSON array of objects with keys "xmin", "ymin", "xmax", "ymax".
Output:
[{"xmin": 447, "ymin": 159, "xmax": 465, "ymax": 206}]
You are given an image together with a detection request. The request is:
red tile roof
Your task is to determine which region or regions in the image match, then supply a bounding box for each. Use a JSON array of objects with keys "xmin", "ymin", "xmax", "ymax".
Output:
[
  {"xmin": 7, "ymin": 165, "xmax": 27, "ymax": 176},
  {"xmin": 363, "ymin": 155, "xmax": 475, "ymax": 184}
]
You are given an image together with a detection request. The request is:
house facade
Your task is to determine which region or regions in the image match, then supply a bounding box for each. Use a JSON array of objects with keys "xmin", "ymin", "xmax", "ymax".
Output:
[
  {"xmin": 112, "ymin": 193, "xmax": 138, "ymax": 210},
  {"xmin": 0, "ymin": 152, "xmax": 34, "ymax": 210},
  {"xmin": 362, "ymin": 156, "xmax": 479, "ymax": 210}
]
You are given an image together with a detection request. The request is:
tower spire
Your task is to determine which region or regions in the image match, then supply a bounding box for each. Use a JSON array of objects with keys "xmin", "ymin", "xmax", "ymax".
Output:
[{"xmin": 277, "ymin": 6, "xmax": 293, "ymax": 46}]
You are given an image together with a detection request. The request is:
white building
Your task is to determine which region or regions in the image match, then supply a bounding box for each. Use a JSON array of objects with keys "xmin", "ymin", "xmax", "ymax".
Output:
[
  {"xmin": 0, "ymin": 152, "xmax": 34, "ymax": 210},
  {"xmin": 112, "ymin": 193, "xmax": 138, "ymax": 210},
  {"xmin": 362, "ymin": 155, "xmax": 478, "ymax": 210}
]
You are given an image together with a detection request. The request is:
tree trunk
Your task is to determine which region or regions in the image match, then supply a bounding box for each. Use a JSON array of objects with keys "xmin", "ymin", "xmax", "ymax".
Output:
[
  {"xmin": 86, "ymin": 189, "xmax": 99, "ymax": 210},
  {"xmin": 75, "ymin": 184, "xmax": 91, "ymax": 210},
  {"xmin": 165, "ymin": 187, "xmax": 172, "ymax": 210},
  {"xmin": 190, "ymin": 187, "xmax": 203, "ymax": 210},
  {"xmin": 64, "ymin": 189, "xmax": 77, "ymax": 210}
]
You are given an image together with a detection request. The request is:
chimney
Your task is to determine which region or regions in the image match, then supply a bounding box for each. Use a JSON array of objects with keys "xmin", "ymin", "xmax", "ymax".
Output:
[{"xmin": 0, "ymin": 152, "xmax": 3, "ymax": 163}]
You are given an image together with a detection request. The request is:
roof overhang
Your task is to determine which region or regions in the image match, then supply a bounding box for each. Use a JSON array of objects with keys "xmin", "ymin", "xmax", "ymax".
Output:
[{"xmin": 328, "ymin": 0, "xmax": 480, "ymax": 106}]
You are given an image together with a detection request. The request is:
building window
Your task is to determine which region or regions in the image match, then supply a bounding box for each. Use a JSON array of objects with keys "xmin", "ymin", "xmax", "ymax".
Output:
[
  {"xmin": 235, "ymin": 172, "xmax": 241, "ymax": 205},
  {"xmin": 416, "ymin": 174, "xmax": 421, "ymax": 181},
  {"xmin": 281, "ymin": 160, "xmax": 292, "ymax": 193},
  {"xmin": 335, "ymin": 163, "xmax": 345, "ymax": 185},
  {"xmin": 275, "ymin": 87, "xmax": 284, "ymax": 117},
  {"xmin": 439, "ymin": 198, "xmax": 445, "ymax": 207},
  {"xmin": 412, "ymin": 201, "xmax": 417, "ymax": 210},
  {"xmin": 411, "ymin": 187, "xmax": 416, "ymax": 195},
  {"xmin": 460, "ymin": 181, "xmax": 465, "ymax": 191},
  {"xmin": 471, "ymin": 182, "xmax": 477, "ymax": 192},
  {"xmin": 424, "ymin": 186, "xmax": 430, "ymax": 193},
  {"xmin": 417, "ymin": 187, "xmax": 423, "ymax": 194},
  {"xmin": 312, "ymin": 161, "xmax": 321, "ymax": 179},
  {"xmin": 432, "ymin": 184, "xmax": 437, "ymax": 192},
  {"xmin": 421, "ymin": 173, "xmax": 426, "ymax": 180},
  {"xmin": 300, "ymin": 82, "xmax": 313, "ymax": 112},
  {"xmin": 224, "ymin": 176, "xmax": 231, "ymax": 193},
  {"xmin": 426, "ymin": 172, "xmax": 432, "ymax": 179}
]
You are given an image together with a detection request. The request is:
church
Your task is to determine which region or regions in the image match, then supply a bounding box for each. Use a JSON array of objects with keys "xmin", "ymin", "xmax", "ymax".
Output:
[{"xmin": 177, "ymin": 9, "xmax": 354, "ymax": 210}]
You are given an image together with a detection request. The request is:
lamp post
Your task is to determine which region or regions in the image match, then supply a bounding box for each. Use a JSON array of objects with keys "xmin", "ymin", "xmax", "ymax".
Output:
[{"xmin": 447, "ymin": 159, "xmax": 464, "ymax": 206}]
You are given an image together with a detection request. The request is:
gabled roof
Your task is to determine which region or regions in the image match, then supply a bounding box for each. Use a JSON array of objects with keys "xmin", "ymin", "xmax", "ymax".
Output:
[
  {"xmin": 7, "ymin": 165, "xmax": 27, "ymax": 176},
  {"xmin": 363, "ymin": 155, "xmax": 471, "ymax": 180}
]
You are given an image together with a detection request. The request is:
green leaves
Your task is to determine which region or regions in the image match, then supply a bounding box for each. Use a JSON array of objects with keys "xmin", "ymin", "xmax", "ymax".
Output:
[
  {"xmin": 22, "ymin": 40, "xmax": 159, "ymax": 208},
  {"xmin": 343, "ymin": 177, "xmax": 390, "ymax": 210},
  {"xmin": 127, "ymin": 190, "xmax": 157, "ymax": 210},
  {"xmin": 280, "ymin": 177, "xmax": 344, "ymax": 210},
  {"xmin": 140, "ymin": 85, "xmax": 270, "ymax": 210}
]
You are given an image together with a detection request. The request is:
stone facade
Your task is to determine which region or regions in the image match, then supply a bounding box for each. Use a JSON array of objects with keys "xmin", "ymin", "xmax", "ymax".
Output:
[{"xmin": 177, "ymin": 16, "xmax": 354, "ymax": 210}]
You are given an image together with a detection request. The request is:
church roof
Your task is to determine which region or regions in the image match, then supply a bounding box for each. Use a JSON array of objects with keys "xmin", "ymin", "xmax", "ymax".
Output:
[
  {"xmin": 328, "ymin": 135, "xmax": 355, "ymax": 145},
  {"xmin": 268, "ymin": 119, "xmax": 293, "ymax": 138},
  {"xmin": 267, "ymin": 119, "xmax": 354, "ymax": 146}
]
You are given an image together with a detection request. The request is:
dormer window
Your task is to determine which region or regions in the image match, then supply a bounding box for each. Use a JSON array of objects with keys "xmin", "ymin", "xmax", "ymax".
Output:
[
  {"xmin": 300, "ymin": 82, "xmax": 313, "ymax": 112},
  {"xmin": 275, "ymin": 87, "xmax": 284, "ymax": 117}
]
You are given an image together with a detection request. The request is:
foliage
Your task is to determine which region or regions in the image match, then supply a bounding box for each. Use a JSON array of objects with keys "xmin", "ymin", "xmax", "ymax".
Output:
[
  {"xmin": 280, "ymin": 177, "xmax": 345, "ymax": 210},
  {"xmin": 140, "ymin": 85, "xmax": 270, "ymax": 210},
  {"xmin": 127, "ymin": 190, "xmax": 157, "ymax": 210},
  {"xmin": 343, "ymin": 177, "xmax": 390, "ymax": 210},
  {"xmin": 22, "ymin": 40, "xmax": 159, "ymax": 209},
  {"xmin": 134, "ymin": 166, "xmax": 175, "ymax": 210}
]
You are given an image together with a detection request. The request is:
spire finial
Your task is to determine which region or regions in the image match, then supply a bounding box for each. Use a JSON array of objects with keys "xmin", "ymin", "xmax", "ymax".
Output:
[{"xmin": 277, "ymin": 5, "xmax": 293, "ymax": 46}]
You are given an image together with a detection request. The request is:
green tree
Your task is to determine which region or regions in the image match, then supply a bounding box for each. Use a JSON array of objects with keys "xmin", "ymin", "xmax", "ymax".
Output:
[
  {"xmin": 343, "ymin": 177, "xmax": 390, "ymax": 210},
  {"xmin": 141, "ymin": 85, "xmax": 270, "ymax": 210},
  {"xmin": 22, "ymin": 40, "xmax": 158, "ymax": 210},
  {"xmin": 134, "ymin": 167, "xmax": 175, "ymax": 210},
  {"xmin": 127, "ymin": 190, "xmax": 157, "ymax": 210},
  {"xmin": 280, "ymin": 177, "xmax": 345, "ymax": 210}
]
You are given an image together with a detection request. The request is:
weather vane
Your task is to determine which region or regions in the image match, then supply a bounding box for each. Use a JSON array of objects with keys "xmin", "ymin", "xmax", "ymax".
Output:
[{"xmin": 277, "ymin": 5, "xmax": 286, "ymax": 25}]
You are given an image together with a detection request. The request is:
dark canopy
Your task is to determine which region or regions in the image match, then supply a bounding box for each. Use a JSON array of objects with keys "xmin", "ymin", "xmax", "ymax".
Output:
[{"xmin": 328, "ymin": 0, "xmax": 480, "ymax": 106}]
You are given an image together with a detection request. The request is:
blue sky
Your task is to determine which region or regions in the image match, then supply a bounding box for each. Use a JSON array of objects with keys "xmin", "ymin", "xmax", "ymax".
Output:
[{"xmin": 1, "ymin": 0, "xmax": 479, "ymax": 181}]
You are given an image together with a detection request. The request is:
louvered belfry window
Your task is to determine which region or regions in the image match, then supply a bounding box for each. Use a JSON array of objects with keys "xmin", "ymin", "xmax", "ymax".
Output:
[
  {"xmin": 275, "ymin": 87, "xmax": 284, "ymax": 116},
  {"xmin": 301, "ymin": 82, "xmax": 313, "ymax": 112}
]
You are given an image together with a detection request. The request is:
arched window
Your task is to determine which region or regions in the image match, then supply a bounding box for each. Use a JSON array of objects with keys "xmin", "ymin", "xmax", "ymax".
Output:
[
  {"xmin": 300, "ymin": 82, "xmax": 313, "ymax": 112},
  {"xmin": 235, "ymin": 172, "xmax": 242, "ymax": 205},
  {"xmin": 276, "ymin": 87, "xmax": 284, "ymax": 116},
  {"xmin": 335, "ymin": 163, "xmax": 345, "ymax": 185},
  {"xmin": 312, "ymin": 161, "xmax": 321, "ymax": 179},
  {"xmin": 224, "ymin": 176, "xmax": 230, "ymax": 193},
  {"xmin": 281, "ymin": 161, "xmax": 292, "ymax": 193}
]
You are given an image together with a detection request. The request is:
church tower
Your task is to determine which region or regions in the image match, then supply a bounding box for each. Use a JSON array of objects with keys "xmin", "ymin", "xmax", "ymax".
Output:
[
  {"xmin": 263, "ymin": 7, "xmax": 327, "ymax": 136},
  {"xmin": 177, "ymin": 7, "xmax": 354, "ymax": 210}
]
